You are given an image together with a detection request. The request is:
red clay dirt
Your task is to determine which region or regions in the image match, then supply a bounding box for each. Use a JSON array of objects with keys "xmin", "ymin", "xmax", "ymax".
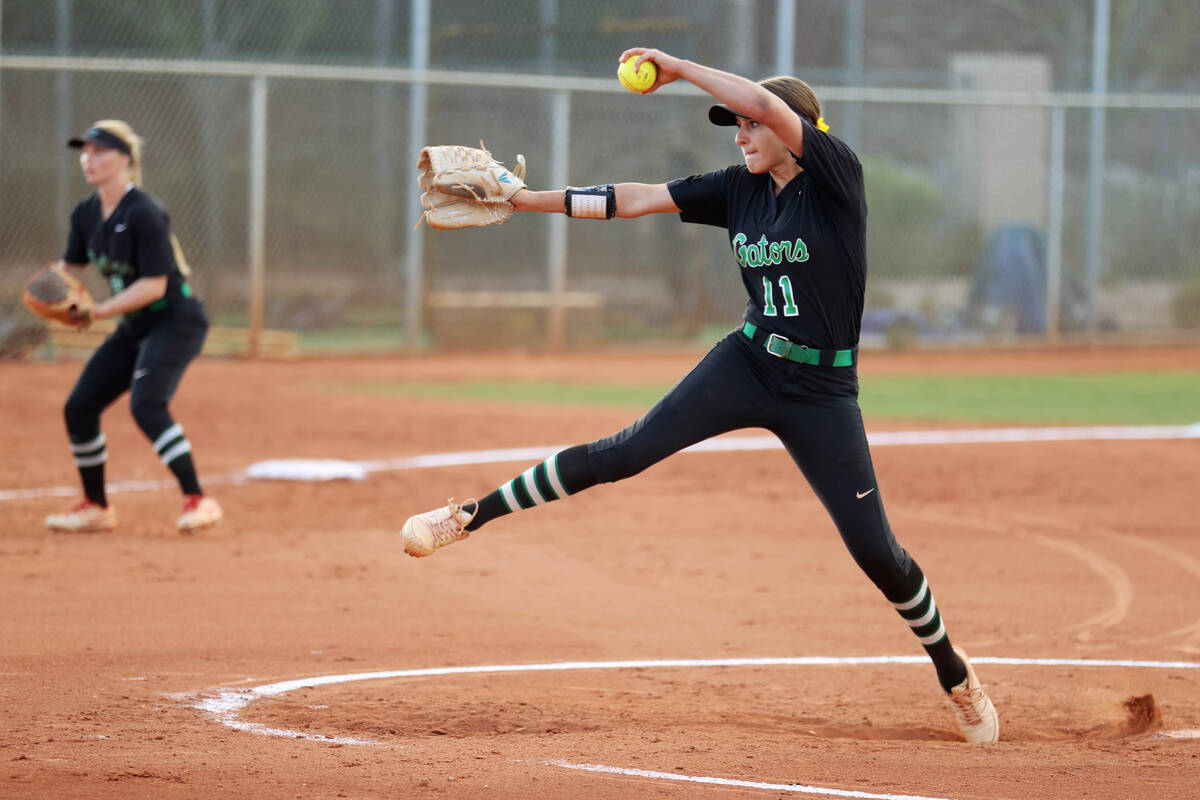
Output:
[{"xmin": 2, "ymin": 344, "xmax": 1199, "ymax": 799}]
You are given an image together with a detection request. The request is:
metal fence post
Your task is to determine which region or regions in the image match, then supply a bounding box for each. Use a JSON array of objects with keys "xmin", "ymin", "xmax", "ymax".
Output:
[
  {"xmin": 1084, "ymin": 0, "xmax": 1111, "ymax": 333},
  {"xmin": 372, "ymin": 0, "xmax": 396, "ymax": 275},
  {"xmin": 1046, "ymin": 104, "xmax": 1065, "ymax": 342},
  {"xmin": 774, "ymin": 0, "xmax": 794, "ymax": 75},
  {"xmin": 55, "ymin": 0, "xmax": 71, "ymax": 244},
  {"xmin": 547, "ymin": 88, "xmax": 569, "ymax": 350},
  {"xmin": 842, "ymin": 0, "xmax": 865, "ymax": 151},
  {"xmin": 1, "ymin": 0, "xmax": 4, "ymax": 232},
  {"xmin": 404, "ymin": 0, "xmax": 430, "ymax": 349},
  {"xmin": 248, "ymin": 73, "xmax": 267, "ymax": 358}
]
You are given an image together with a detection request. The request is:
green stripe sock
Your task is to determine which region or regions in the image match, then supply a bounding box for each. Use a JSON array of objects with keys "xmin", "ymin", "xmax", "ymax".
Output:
[{"xmin": 466, "ymin": 445, "xmax": 596, "ymax": 532}]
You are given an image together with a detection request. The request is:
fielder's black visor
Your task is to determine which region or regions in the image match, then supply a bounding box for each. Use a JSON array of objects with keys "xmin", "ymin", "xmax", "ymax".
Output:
[{"xmin": 67, "ymin": 127, "xmax": 132, "ymax": 155}]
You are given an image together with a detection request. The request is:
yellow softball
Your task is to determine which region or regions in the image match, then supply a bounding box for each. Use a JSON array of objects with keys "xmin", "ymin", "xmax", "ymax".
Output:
[{"xmin": 618, "ymin": 55, "xmax": 657, "ymax": 94}]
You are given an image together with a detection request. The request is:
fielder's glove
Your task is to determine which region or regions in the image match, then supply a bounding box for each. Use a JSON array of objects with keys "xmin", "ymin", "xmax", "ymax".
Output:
[
  {"xmin": 417, "ymin": 141, "xmax": 526, "ymax": 229},
  {"xmin": 20, "ymin": 262, "xmax": 94, "ymax": 328}
]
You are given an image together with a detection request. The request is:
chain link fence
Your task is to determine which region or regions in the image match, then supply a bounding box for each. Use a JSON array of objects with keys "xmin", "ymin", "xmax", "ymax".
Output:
[{"xmin": 2, "ymin": 0, "xmax": 1199, "ymax": 354}]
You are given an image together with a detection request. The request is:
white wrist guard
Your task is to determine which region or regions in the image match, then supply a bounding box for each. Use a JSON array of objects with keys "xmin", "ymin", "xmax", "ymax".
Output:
[{"xmin": 564, "ymin": 184, "xmax": 616, "ymax": 219}]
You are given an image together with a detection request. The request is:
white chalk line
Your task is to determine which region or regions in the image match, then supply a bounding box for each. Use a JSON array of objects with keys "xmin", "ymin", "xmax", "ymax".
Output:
[
  {"xmin": 192, "ymin": 657, "xmax": 1195, "ymax": 777},
  {"xmin": 6, "ymin": 423, "xmax": 1200, "ymax": 502},
  {"xmin": 548, "ymin": 760, "xmax": 962, "ymax": 800}
]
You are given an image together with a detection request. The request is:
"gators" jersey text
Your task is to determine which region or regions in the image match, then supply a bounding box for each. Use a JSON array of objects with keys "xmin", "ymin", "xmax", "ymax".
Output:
[{"xmin": 731, "ymin": 231, "xmax": 809, "ymax": 269}]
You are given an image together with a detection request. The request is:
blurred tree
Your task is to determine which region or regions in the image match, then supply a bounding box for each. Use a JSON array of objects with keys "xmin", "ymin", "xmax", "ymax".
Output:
[{"xmin": 972, "ymin": 0, "xmax": 1199, "ymax": 90}]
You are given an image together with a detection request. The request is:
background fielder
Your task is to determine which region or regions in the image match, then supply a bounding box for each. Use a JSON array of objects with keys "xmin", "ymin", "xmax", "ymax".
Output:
[{"xmin": 44, "ymin": 120, "xmax": 223, "ymax": 534}]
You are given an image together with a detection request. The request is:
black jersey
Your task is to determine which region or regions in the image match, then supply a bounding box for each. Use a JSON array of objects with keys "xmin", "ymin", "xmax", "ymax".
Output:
[
  {"xmin": 667, "ymin": 118, "xmax": 867, "ymax": 352},
  {"xmin": 63, "ymin": 186, "xmax": 190, "ymax": 334}
]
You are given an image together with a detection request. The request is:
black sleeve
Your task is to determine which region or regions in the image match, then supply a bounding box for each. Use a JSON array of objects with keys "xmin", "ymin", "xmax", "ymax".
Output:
[
  {"xmin": 130, "ymin": 203, "xmax": 176, "ymax": 278},
  {"xmin": 795, "ymin": 119, "xmax": 866, "ymax": 216},
  {"xmin": 62, "ymin": 203, "xmax": 89, "ymax": 264},
  {"xmin": 667, "ymin": 166, "xmax": 739, "ymax": 229}
]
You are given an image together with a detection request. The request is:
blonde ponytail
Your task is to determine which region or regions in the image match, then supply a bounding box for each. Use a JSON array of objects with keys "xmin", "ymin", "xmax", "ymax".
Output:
[{"xmin": 170, "ymin": 234, "xmax": 193, "ymax": 279}]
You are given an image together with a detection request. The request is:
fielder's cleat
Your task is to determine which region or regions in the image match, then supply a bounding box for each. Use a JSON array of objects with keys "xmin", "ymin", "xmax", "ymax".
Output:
[
  {"xmin": 46, "ymin": 499, "xmax": 116, "ymax": 533},
  {"xmin": 947, "ymin": 646, "xmax": 1000, "ymax": 743},
  {"xmin": 401, "ymin": 498, "xmax": 477, "ymax": 557},
  {"xmin": 177, "ymin": 494, "xmax": 223, "ymax": 533}
]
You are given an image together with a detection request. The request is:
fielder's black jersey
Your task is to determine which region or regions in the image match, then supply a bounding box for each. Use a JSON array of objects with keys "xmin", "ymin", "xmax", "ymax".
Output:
[
  {"xmin": 63, "ymin": 186, "xmax": 190, "ymax": 334},
  {"xmin": 668, "ymin": 118, "xmax": 867, "ymax": 353}
]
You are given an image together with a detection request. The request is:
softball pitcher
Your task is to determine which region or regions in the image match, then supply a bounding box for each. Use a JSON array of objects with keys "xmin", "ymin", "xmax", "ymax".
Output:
[
  {"xmin": 405, "ymin": 49, "xmax": 999, "ymax": 743},
  {"xmin": 43, "ymin": 121, "xmax": 222, "ymax": 534}
]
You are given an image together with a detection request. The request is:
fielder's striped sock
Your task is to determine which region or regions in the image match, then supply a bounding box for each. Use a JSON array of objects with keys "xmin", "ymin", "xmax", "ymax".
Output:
[
  {"xmin": 889, "ymin": 564, "xmax": 967, "ymax": 691},
  {"xmin": 466, "ymin": 444, "xmax": 596, "ymax": 531},
  {"xmin": 152, "ymin": 423, "xmax": 202, "ymax": 495},
  {"xmin": 70, "ymin": 432, "xmax": 108, "ymax": 506}
]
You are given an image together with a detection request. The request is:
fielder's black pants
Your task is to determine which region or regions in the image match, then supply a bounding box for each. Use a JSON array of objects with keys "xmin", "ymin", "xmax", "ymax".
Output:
[
  {"xmin": 586, "ymin": 330, "xmax": 912, "ymax": 592},
  {"xmin": 64, "ymin": 299, "xmax": 209, "ymax": 450}
]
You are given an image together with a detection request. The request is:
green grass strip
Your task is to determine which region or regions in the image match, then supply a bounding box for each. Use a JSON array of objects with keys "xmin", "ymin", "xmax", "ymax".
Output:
[
  {"xmin": 330, "ymin": 370, "xmax": 1200, "ymax": 426},
  {"xmin": 333, "ymin": 380, "xmax": 666, "ymax": 408},
  {"xmin": 858, "ymin": 372, "xmax": 1200, "ymax": 425}
]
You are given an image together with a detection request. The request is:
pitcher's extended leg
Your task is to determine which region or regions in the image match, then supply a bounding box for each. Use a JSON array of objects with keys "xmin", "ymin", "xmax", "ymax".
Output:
[{"xmin": 403, "ymin": 337, "xmax": 766, "ymax": 556}]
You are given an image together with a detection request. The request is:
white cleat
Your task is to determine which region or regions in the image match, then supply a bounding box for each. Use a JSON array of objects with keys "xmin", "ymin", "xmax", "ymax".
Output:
[
  {"xmin": 46, "ymin": 499, "xmax": 116, "ymax": 533},
  {"xmin": 948, "ymin": 646, "xmax": 1000, "ymax": 743},
  {"xmin": 177, "ymin": 495, "xmax": 223, "ymax": 533},
  {"xmin": 401, "ymin": 498, "xmax": 477, "ymax": 557}
]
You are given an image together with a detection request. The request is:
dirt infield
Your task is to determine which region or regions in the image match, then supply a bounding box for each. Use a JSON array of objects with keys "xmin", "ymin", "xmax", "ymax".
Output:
[{"xmin": 3, "ymin": 345, "xmax": 1199, "ymax": 799}]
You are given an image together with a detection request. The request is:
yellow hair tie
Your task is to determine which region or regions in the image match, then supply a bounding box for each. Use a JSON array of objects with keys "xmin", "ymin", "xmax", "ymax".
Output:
[{"xmin": 816, "ymin": 116, "xmax": 830, "ymax": 133}]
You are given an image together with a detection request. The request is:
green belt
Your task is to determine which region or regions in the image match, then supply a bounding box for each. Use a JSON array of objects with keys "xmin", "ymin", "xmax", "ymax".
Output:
[
  {"xmin": 127, "ymin": 281, "xmax": 191, "ymax": 319},
  {"xmin": 741, "ymin": 321, "xmax": 856, "ymax": 367}
]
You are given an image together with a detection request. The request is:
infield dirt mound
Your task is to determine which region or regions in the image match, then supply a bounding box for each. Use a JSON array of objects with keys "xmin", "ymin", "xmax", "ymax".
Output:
[{"xmin": 3, "ymin": 348, "xmax": 1199, "ymax": 799}]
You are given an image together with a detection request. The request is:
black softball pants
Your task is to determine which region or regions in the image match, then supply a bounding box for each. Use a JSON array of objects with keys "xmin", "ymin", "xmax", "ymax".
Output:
[
  {"xmin": 586, "ymin": 330, "xmax": 912, "ymax": 592},
  {"xmin": 64, "ymin": 300, "xmax": 209, "ymax": 445}
]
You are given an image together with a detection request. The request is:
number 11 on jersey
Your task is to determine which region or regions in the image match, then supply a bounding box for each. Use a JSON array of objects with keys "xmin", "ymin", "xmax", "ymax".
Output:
[{"xmin": 762, "ymin": 275, "xmax": 799, "ymax": 317}]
